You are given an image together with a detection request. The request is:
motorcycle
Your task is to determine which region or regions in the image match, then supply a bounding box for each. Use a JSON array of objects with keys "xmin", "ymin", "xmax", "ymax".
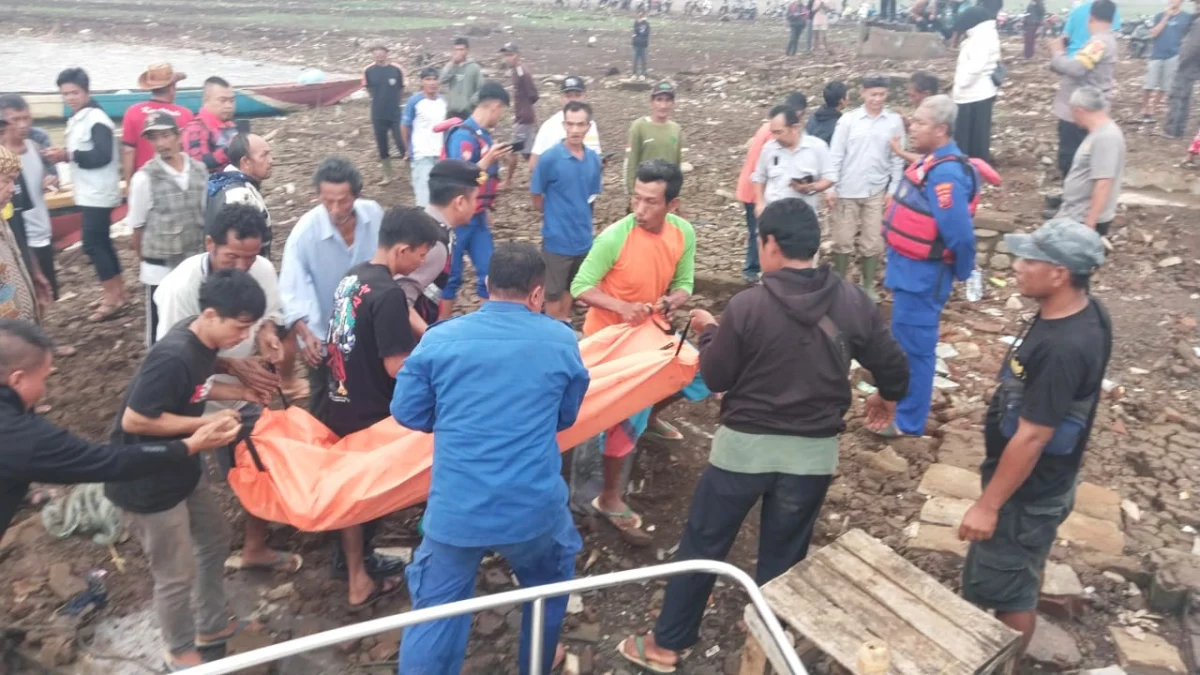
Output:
[
  {"xmin": 684, "ymin": 0, "xmax": 713, "ymax": 15},
  {"xmin": 1041, "ymin": 12, "xmax": 1064, "ymax": 37},
  {"xmin": 1128, "ymin": 16, "xmax": 1155, "ymax": 58}
]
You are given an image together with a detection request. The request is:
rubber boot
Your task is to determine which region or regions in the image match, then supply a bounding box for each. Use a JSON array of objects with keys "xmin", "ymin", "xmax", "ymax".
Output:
[
  {"xmin": 833, "ymin": 253, "xmax": 850, "ymax": 280},
  {"xmin": 860, "ymin": 256, "xmax": 880, "ymax": 303},
  {"xmin": 379, "ymin": 158, "xmax": 393, "ymax": 185}
]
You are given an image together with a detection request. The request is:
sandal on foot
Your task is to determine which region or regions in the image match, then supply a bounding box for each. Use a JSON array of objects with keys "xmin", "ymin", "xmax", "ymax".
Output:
[
  {"xmin": 224, "ymin": 550, "xmax": 303, "ymax": 574},
  {"xmin": 163, "ymin": 651, "xmax": 200, "ymax": 672},
  {"xmin": 87, "ymin": 302, "xmax": 125, "ymax": 323},
  {"xmin": 645, "ymin": 418, "xmax": 684, "ymax": 441},
  {"xmin": 195, "ymin": 619, "xmax": 259, "ymax": 649},
  {"xmin": 590, "ymin": 497, "xmax": 653, "ymax": 546},
  {"xmin": 347, "ymin": 577, "xmax": 403, "ymax": 614},
  {"xmin": 616, "ymin": 636, "xmax": 677, "ymax": 673},
  {"xmin": 870, "ymin": 422, "xmax": 906, "ymax": 439}
]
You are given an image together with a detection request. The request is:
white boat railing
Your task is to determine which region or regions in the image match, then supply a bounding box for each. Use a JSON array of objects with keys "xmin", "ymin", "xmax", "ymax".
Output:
[{"xmin": 183, "ymin": 559, "xmax": 807, "ymax": 674}]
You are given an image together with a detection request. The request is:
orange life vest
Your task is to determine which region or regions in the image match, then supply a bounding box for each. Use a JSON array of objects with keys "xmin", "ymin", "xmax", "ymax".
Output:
[{"xmin": 883, "ymin": 154, "xmax": 999, "ymax": 263}]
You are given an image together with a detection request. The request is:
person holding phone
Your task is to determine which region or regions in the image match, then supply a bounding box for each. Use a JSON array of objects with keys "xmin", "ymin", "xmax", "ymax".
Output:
[{"xmin": 751, "ymin": 103, "xmax": 834, "ymax": 217}]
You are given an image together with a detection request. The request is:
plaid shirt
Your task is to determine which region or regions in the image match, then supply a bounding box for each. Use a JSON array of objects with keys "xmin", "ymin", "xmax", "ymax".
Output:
[{"xmin": 183, "ymin": 108, "xmax": 237, "ymax": 173}]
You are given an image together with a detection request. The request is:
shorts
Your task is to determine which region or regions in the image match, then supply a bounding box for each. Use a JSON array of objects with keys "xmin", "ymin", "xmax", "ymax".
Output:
[
  {"xmin": 961, "ymin": 482, "xmax": 1076, "ymax": 613},
  {"xmin": 512, "ymin": 122, "xmax": 536, "ymax": 158},
  {"xmin": 542, "ymin": 250, "xmax": 586, "ymax": 300},
  {"xmin": 1146, "ymin": 56, "xmax": 1179, "ymax": 91}
]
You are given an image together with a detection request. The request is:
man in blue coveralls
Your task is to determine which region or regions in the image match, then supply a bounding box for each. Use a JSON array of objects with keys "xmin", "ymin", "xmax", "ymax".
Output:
[
  {"xmin": 439, "ymin": 80, "xmax": 514, "ymax": 319},
  {"xmin": 391, "ymin": 242, "xmax": 590, "ymax": 674},
  {"xmin": 876, "ymin": 94, "xmax": 977, "ymax": 438}
]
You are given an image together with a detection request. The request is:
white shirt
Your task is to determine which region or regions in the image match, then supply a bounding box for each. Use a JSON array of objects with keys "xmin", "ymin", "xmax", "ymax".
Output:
[
  {"xmin": 153, "ymin": 252, "xmax": 283, "ymax": 412},
  {"xmin": 403, "ymin": 93, "xmax": 449, "ymax": 160},
  {"xmin": 531, "ymin": 110, "xmax": 602, "ymax": 157},
  {"xmin": 828, "ymin": 107, "xmax": 907, "ymax": 199},
  {"xmin": 752, "ymin": 135, "xmax": 834, "ymax": 210},
  {"xmin": 953, "ymin": 20, "xmax": 1001, "ymax": 104},
  {"xmin": 127, "ymin": 155, "xmax": 207, "ymax": 285},
  {"xmin": 17, "ymin": 140, "xmax": 52, "ymax": 248}
]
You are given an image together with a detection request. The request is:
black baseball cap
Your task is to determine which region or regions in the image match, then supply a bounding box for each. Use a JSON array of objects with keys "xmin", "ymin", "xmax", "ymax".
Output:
[
  {"xmin": 476, "ymin": 80, "xmax": 511, "ymax": 106},
  {"xmin": 430, "ymin": 159, "xmax": 486, "ymax": 188},
  {"xmin": 862, "ymin": 74, "xmax": 891, "ymax": 89},
  {"xmin": 453, "ymin": 36, "xmax": 470, "ymax": 47},
  {"xmin": 499, "ymin": 43, "xmax": 519, "ymax": 53},
  {"xmin": 419, "ymin": 66, "xmax": 439, "ymax": 79},
  {"xmin": 561, "ymin": 76, "xmax": 586, "ymax": 93},
  {"xmin": 651, "ymin": 81, "xmax": 676, "ymax": 98}
]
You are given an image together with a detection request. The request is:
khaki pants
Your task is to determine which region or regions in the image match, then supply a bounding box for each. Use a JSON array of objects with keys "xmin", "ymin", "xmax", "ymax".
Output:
[
  {"xmin": 125, "ymin": 475, "xmax": 231, "ymax": 655},
  {"xmin": 832, "ymin": 192, "xmax": 886, "ymax": 257}
]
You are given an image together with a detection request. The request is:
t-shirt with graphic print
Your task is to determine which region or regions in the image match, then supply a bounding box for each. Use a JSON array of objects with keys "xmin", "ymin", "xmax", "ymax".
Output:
[
  {"xmin": 104, "ymin": 317, "xmax": 217, "ymax": 514},
  {"xmin": 323, "ymin": 262, "xmax": 417, "ymax": 437}
]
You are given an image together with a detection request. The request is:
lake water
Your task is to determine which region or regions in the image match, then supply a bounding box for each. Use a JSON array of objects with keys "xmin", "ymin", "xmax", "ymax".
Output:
[{"xmin": 0, "ymin": 35, "xmax": 320, "ymax": 93}]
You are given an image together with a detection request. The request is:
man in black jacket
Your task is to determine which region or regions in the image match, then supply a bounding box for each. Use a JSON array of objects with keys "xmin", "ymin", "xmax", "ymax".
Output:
[
  {"xmin": 0, "ymin": 318, "xmax": 239, "ymax": 542},
  {"xmin": 617, "ymin": 198, "xmax": 909, "ymax": 671}
]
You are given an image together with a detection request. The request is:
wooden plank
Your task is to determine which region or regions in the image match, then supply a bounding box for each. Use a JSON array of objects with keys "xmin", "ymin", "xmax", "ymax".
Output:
[
  {"xmin": 742, "ymin": 604, "xmax": 797, "ymax": 675},
  {"xmin": 800, "ymin": 556, "xmax": 971, "ymax": 675},
  {"xmin": 815, "ymin": 544, "xmax": 990, "ymax": 669},
  {"xmin": 835, "ymin": 530, "xmax": 1018, "ymax": 653},
  {"xmin": 765, "ymin": 571, "xmax": 923, "ymax": 675}
]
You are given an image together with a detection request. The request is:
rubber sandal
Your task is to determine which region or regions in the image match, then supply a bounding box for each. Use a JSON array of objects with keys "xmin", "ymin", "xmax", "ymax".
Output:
[
  {"xmin": 87, "ymin": 302, "xmax": 125, "ymax": 323},
  {"xmin": 163, "ymin": 650, "xmax": 200, "ymax": 671},
  {"xmin": 348, "ymin": 576, "xmax": 404, "ymax": 614},
  {"xmin": 870, "ymin": 422, "xmax": 906, "ymax": 439},
  {"xmin": 195, "ymin": 619, "xmax": 259, "ymax": 649},
  {"xmin": 645, "ymin": 418, "xmax": 684, "ymax": 441},
  {"xmin": 616, "ymin": 636, "xmax": 677, "ymax": 673},
  {"xmin": 590, "ymin": 497, "xmax": 653, "ymax": 547},
  {"xmin": 224, "ymin": 550, "xmax": 303, "ymax": 574}
]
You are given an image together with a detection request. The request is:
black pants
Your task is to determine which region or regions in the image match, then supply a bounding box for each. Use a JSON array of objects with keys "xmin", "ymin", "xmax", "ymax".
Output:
[
  {"xmin": 80, "ymin": 206, "xmax": 121, "ymax": 282},
  {"xmin": 954, "ymin": 96, "xmax": 995, "ymax": 164},
  {"xmin": 1165, "ymin": 62, "xmax": 1200, "ymax": 137},
  {"xmin": 306, "ymin": 360, "xmax": 330, "ymax": 420},
  {"xmin": 144, "ymin": 284, "xmax": 159, "ymax": 347},
  {"xmin": 1056, "ymin": 119, "xmax": 1088, "ymax": 180},
  {"xmin": 30, "ymin": 245, "xmax": 57, "ymax": 300},
  {"xmin": 786, "ymin": 24, "xmax": 804, "ymax": 55},
  {"xmin": 881, "ymin": 0, "xmax": 896, "ymax": 19},
  {"xmin": 371, "ymin": 118, "xmax": 405, "ymax": 160},
  {"xmin": 653, "ymin": 465, "xmax": 832, "ymax": 651}
]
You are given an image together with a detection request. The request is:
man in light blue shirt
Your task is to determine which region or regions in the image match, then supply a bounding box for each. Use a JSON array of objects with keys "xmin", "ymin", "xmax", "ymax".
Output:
[
  {"xmin": 531, "ymin": 100, "xmax": 602, "ymax": 321},
  {"xmin": 1065, "ymin": 0, "xmax": 1122, "ymax": 55},
  {"xmin": 278, "ymin": 157, "xmax": 382, "ymax": 418},
  {"xmin": 392, "ymin": 242, "xmax": 589, "ymax": 674},
  {"xmin": 828, "ymin": 75, "xmax": 906, "ymax": 301}
]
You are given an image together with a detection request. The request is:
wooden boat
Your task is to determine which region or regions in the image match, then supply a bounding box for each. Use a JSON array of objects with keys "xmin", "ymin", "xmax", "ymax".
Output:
[
  {"xmin": 45, "ymin": 189, "xmax": 129, "ymax": 251},
  {"xmin": 26, "ymin": 77, "xmax": 362, "ymax": 122}
]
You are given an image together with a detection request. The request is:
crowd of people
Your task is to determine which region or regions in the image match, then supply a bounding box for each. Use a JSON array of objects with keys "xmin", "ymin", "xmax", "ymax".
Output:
[{"xmin": 0, "ymin": 7, "xmax": 1134, "ymax": 671}]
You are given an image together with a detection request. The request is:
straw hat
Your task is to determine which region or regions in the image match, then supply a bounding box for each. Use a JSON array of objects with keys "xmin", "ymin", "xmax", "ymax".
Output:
[
  {"xmin": 137, "ymin": 62, "xmax": 188, "ymax": 90},
  {"xmin": 0, "ymin": 145, "xmax": 20, "ymax": 177}
]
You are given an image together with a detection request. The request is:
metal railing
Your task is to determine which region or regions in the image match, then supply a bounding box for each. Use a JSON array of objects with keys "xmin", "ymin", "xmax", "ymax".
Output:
[{"xmin": 185, "ymin": 559, "xmax": 807, "ymax": 674}]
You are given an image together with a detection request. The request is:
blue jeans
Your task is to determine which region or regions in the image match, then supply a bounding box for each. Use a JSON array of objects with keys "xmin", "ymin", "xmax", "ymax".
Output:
[
  {"xmin": 411, "ymin": 156, "xmax": 436, "ymax": 207},
  {"xmin": 442, "ymin": 211, "xmax": 493, "ymax": 301},
  {"xmin": 399, "ymin": 509, "xmax": 582, "ymax": 674},
  {"xmin": 742, "ymin": 202, "xmax": 759, "ymax": 278},
  {"xmin": 891, "ymin": 289, "xmax": 945, "ymax": 435}
]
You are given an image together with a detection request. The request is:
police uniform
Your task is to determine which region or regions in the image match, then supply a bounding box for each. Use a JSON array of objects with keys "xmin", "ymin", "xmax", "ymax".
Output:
[
  {"xmin": 441, "ymin": 117, "xmax": 500, "ymax": 305},
  {"xmin": 882, "ymin": 140, "xmax": 979, "ymax": 435}
]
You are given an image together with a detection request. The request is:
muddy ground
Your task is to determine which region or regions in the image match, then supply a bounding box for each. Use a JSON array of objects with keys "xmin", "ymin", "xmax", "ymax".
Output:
[{"xmin": 1, "ymin": 0, "xmax": 1200, "ymax": 673}]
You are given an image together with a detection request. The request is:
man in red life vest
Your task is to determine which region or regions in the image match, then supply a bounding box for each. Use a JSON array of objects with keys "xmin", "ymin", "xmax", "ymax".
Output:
[{"xmin": 876, "ymin": 95, "xmax": 980, "ymax": 438}]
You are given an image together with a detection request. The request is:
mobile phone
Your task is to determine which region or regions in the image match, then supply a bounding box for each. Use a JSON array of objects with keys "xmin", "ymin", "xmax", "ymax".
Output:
[
  {"xmin": 235, "ymin": 119, "xmax": 252, "ymax": 135},
  {"xmin": 601, "ymin": 151, "xmax": 618, "ymax": 164},
  {"xmin": 509, "ymin": 139, "xmax": 526, "ymax": 153},
  {"xmin": 793, "ymin": 175, "xmax": 815, "ymax": 185}
]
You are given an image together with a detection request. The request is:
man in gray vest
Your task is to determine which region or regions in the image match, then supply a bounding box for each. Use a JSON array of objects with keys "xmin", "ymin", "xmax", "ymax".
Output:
[{"xmin": 128, "ymin": 111, "xmax": 208, "ymax": 346}]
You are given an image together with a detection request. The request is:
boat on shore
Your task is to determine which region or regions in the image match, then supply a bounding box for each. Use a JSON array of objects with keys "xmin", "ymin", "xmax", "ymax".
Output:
[
  {"xmin": 25, "ymin": 77, "xmax": 362, "ymax": 122},
  {"xmin": 45, "ymin": 189, "xmax": 129, "ymax": 251}
]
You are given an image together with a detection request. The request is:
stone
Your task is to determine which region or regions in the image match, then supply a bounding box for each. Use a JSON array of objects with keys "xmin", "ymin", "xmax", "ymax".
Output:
[
  {"xmin": 1081, "ymin": 668, "xmax": 1127, "ymax": 675},
  {"xmin": 1058, "ymin": 512, "xmax": 1126, "ymax": 555},
  {"xmin": 952, "ymin": 341, "xmax": 982, "ymax": 360},
  {"xmin": 0, "ymin": 515, "xmax": 43, "ymax": 559},
  {"xmin": 474, "ymin": 611, "xmax": 506, "ymax": 638},
  {"xmin": 617, "ymin": 79, "xmax": 652, "ymax": 92},
  {"xmin": 1158, "ymin": 256, "xmax": 1184, "ymax": 268},
  {"xmin": 1074, "ymin": 482, "xmax": 1123, "ymax": 523},
  {"xmin": 263, "ymin": 582, "xmax": 295, "ymax": 602},
  {"xmin": 936, "ymin": 436, "xmax": 985, "ymax": 470},
  {"xmin": 888, "ymin": 435, "xmax": 938, "ymax": 461},
  {"xmin": 933, "ymin": 376, "xmax": 959, "ymax": 390},
  {"xmin": 226, "ymin": 630, "xmax": 275, "ymax": 675},
  {"xmin": 1148, "ymin": 549, "xmax": 1200, "ymax": 614},
  {"xmin": 919, "ymin": 497, "xmax": 972, "ymax": 527},
  {"xmin": 37, "ymin": 635, "xmax": 76, "ymax": 669},
  {"xmin": 563, "ymin": 652, "xmax": 581, "ymax": 675},
  {"xmin": 935, "ymin": 343, "xmax": 959, "ymax": 359},
  {"xmin": 567, "ymin": 622, "xmax": 601, "ymax": 644},
  {"xmin": 47, "ymin": 563, "xmax": 86, "ymax": 602},
  {"xmin": 917, "ymin": 463, "xmax": 982, "ymax": 500},
  {"xmin": 566, "ymin": 593, "xmax": 584, "ymax": 614},
  {"xmin": 988, "ymin": 253, "xmax": 1012, "ymax": 269},
  {"xmin": 1122, "ymin": 499, "xmax": 1142, "ymax": 524},
  {"xmin": 868, "ymin": 446, "xmax": 909, "ymax": 475},
  {"xmin": 1006, "ymin": 295, "xmax": 1024, "ymax": 311},
  {"xmin": 680, "ymin": 162, "xmax": 695, "ymax": 173},
  {"xmin": 1074, "ymin": 550, "xmax": 1151, "ymax": 587},
  {"xmin": 367, "ymin": 630, "xmax": 402, "ymax": 661},
  {"xmin": 974, "ymin": 228, "xmax": 1000, "ymax": 238},
  {"xmin": 966, "ymin": 318, "xmax": 1005, "ymax": 334},
  {"xmin": 1026, "ymin": 617, "xmax": 1082, "ymax": 670},
  {"xmin": 858, "ymin": 26, "xmax": 946, "ymax": 59},
  {"xmin": 1109, "ymin": 627, "xmax": 1187, "ymax": 674},
  {"xmin": 906, "ymin": 523, "xmax": 968, "ymax": 557},
  {"xmin": 995, "ymin": 240, "xmax": 1011, "ymax": 254},
  {"xmin": 714, "ymin": 188, "xmax": 737, "ymax": 201},
  {"xmin": 482, "ymin": 567, "xmax": 511, "ymax": 591},
  {"xmin": 1042, "ymin": 562, "xmax": 1085, "ymax": 597}
]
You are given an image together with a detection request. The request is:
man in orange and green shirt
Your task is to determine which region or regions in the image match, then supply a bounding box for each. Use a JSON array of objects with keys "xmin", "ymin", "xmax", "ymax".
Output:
[{"xmin": 571, "ymin": 158, "xmax": 706, "ymax": 540}]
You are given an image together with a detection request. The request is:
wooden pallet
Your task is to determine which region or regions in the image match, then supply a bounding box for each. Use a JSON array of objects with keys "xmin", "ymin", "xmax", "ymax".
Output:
[{"xmin": 740, "ymin": 529, "xmax": 1021, "ymax": 675}]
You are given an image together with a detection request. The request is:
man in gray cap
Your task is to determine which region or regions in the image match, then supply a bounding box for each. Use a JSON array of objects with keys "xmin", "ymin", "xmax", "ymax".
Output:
[{"xmin": 957, "ymin": 218, "xmax": 1111, "ymax": 660}]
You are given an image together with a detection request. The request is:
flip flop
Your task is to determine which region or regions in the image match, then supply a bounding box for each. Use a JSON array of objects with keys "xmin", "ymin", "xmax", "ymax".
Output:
[
  {"xmin": 590, "ymin": 497, "xmax": 653, "ymax": 547},
  {"xmin": 645, "ymin": 418, "xmax": 684, "ymax": 441},
  {"xmin": 347, "ymin": 576, "xmax": 404, "ymax": 614},
  {"xmin": 87, "ymin": 302, "xmax": 125, "ymax": 323},
  {"xmin": 869, "ymin": 422, "xmax": 906, "ymax": 439},
  {"xmin": 195, "ymin": 619, "xmax": 260, "ymax": 649},
  {"xmin": 224, "ymin": 550, "xmax": 303, "ymax": 574},
  {"xmin": 616, "ymin": 636, "xmax": 677, "ymax": 673}
]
